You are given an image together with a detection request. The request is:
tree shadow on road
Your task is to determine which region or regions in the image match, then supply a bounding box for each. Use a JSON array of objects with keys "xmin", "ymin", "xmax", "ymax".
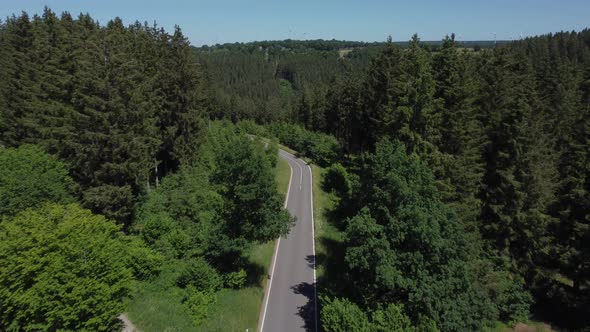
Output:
[
  {"xmin": 291, "ymin": 282, "xmax": 317, "ymax": 331},
  {"xmin": 305, "ymin": 254, "xmax": 315, "ymax": 269}
]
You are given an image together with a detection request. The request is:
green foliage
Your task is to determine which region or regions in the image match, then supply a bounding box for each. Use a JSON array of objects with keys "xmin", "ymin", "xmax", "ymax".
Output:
[
  {"xmin": 321, "ymin": 297, "xmax": 416, "ymax": 332},
  {"xmin": 130, "ymin": 121, "xmax": 292, "ymax": 329},
  {"xmin": 0, "ymin": 144, "xmax": 74, "ymax": 216},
  {"xmin": 176, "ymin": 258, "xmax": 222, "ymax": 292},
  {"xmin": 126, "ymin": 236, "xmax": 164, "ymax": 281},
  {"xmin": 138, "ymin": 211, "xmax": 175, "ymax": 246},
  {"xmin": 135, "ymin": 160, "xmax": 222, "ymax": 260},
  {"xmin": 370, "ymin": 303, "xmax": 412, "ymax": 332},
  {"xmin": 196, "ymin": 40, "xmax": 372, "ymax": 123},
  {"xmin": 82, "ymin": 185, "xmax": 135, "ymax": 224},
  {"xmin": 223, "ymin": 269, "xmax": 247, "ymax": 289},
  {"xmin": 344, "ymin": 140, "xmax": 497, "ymax": 331},
  {"xmin": 211, "ymin": 129, "xmax": 293, "ymax": 247},
  {"xmin": 2, "ymin": 7, "xmax": 590, "ymax": 329},
  {"xmin": 0, "ymin": 10, "xmax": 206, "ymax": 225},
  {"xmin": 321, "ymin": 297, "xmax": 370, "ymax": 332},
  {"xmin": 182, "ymin": 286, "xmax": 217, "ymax": 326},
  {"xmin": 268, "ymin": 122, "xmax": 341, "ymax": 166},
  {"xmin": 494, "ymin": 275, "xmax": 532, "ymax": 324},
  {"xmin": 322, "ymin": 162, "xmax": 352, "ymax": 196},
  {"xmin": 310, "ymin": 31, "xmax": 590, "ymax": 329},
  {"xmin": 0, "ymin": 204, "xmax": 133, "ymax": 331},
  {"xmin": 432, "ymin": 34, "xmax": 483, "ymax": 208},
  {"xmin": 415, "ymin": 315, "xmax": 440, "ymax": 332}
]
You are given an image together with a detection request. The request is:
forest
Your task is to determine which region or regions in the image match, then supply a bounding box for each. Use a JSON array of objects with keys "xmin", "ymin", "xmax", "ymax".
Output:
[
  {"xmin": 1, "ymin": 6, "xmax": 589, "ymax": 332},
  {"xmin": 0, "ymin": 9, "xmax": 291, "ymax": 331}
]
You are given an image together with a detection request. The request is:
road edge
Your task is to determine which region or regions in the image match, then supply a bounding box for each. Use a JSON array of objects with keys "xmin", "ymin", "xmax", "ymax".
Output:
[
  {"xmin": 257, "ymin": 149, "xmax": 294, "ymax": 332},
  {"xmin": 308, "ymin": 164, "xmax": 319, "ymax": 332}
]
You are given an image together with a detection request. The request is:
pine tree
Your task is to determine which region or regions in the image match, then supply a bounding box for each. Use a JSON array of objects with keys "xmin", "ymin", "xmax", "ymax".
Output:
[
  {"xmin": 433, "ymin": 34, "xmax": 484, "ymax": 219},
  {"xmin": 0, "ymin": 12, "xmax": 36, "ymax": 146},
  {"xmin": 324, "ymin": 73, "xmax": 362, "ymax": 152}
]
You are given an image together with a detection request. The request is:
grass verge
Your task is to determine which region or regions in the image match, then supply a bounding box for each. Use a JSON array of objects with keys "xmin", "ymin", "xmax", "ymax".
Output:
[
  {"xmin": 126, "ymin": 263, "xmax": 195, "ymax": 332},
  {"xmin": 310, "ymin": 165, "xmax": 342, "ymax": 282}
]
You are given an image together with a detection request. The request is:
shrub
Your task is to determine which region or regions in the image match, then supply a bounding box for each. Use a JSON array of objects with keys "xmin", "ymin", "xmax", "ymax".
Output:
[
  {"xmin": 267, "ymin": 123, "xmax": 341, "ymax": 166},
  {"xmin": 321, "ymin": 296, "xmax": 370, "ymax": 332},
  {"xmin": 323, "ymin": 163, "xmax": 352, "ymax": 196},
  {"xmin": 176, "ymin": 258, "xmax": 222, "ymax": 292},
  {"xmin": 139, "ymin": 211, "xmax": 174, "ymax": 245},
  {"xmin": 370, "ymin": 303, "xmax": 412, "ymax": 332},
  {"xmin": 126, "ymin": 237, "xmax": 164, "ymax": 280},
  {"xmin": 223, "ymin": 269, "xmax": 247, "ymax": 289},
  {"xmin": 182, "ymin": 286, "xmax": 216, "ymax": 326}
]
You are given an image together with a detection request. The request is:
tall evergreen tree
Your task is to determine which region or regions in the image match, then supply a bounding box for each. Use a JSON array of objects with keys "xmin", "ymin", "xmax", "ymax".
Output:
[{"xmin": 433, "ymin": 34, "xmax": 484, "ymax": 210}]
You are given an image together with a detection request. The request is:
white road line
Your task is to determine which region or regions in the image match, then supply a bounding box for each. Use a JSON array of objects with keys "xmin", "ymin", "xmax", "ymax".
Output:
[
  {"xmin": 297, "ymin": 162, "xmax": 303, "ymax": 190},
  {"xmin": 308, "ymin": 164, "xmax": 318, "ymax": 332},
  {"xmin": 260, "ymin": 157, "xmax": 293, "ymax": 332}
]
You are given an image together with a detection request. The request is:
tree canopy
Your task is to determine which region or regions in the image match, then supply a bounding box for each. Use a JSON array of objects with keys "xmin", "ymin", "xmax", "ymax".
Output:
[
  {"xmin": 0, "ymin": 144, "xmax": 74, "ymax": 216},
  {"xmin": 0, "ymin": 204, "xmax": 134, "ymax": 331}
]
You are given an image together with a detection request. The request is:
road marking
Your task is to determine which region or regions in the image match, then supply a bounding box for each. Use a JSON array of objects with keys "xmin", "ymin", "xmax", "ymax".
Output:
[
  {"xmin": 260, "ymin": 153, "xmax": 293, "ymax": 332},
  {"xmin": 297, "ymin": 161, "xmax": 303, "ymax": 190},
  {"xmin": 308, "ymin": 164, "xmax": 318, "ymax": 332}
]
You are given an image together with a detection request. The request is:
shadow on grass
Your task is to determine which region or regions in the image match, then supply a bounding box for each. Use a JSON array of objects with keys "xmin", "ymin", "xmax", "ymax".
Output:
[
  {"xmin": 243, "ymin": 259, "xmax": 266, "ymax": 287},
  {"xmin": 316, "ymin": 236, "xmax": 349, "ymax": 297}
]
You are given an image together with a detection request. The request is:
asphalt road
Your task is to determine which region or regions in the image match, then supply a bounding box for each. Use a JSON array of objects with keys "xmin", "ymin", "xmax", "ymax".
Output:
[{"xmin": 258, "ymin": 149, "xmax": 317, "ymax": 332}]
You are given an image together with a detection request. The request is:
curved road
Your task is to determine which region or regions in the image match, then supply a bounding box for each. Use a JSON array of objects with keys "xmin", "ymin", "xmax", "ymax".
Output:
[{"xmin": 258, "ymin": 150, "xmax": 318, "ymax": 332}]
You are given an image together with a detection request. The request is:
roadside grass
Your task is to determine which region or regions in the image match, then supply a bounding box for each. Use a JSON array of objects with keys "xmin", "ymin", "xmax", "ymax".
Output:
[
  {"xmin": 484, "ymin": 321, "xmax": 555, "ymax": 332},
  {"xmin": 126, "ymin": 152, "xmax": 292, "ymax": 332},
  {"xmin": 311, "ymin": 165, "xmax": 346, "ymax": 296},
  {"xmin": 126, "ymin": 263, "xmax": 195, "ymax": 332},
  {"xmin": 278, "ymin": 143, "xmax": 298, "ymax": 156},
  {"xmin": 276, "ymin": 156, "xmax": 291, "ymax": 200}
]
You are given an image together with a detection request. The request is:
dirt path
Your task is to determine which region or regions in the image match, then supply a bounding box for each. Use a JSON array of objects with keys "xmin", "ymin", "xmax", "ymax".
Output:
[{"xmin": 119, "ymin": 314, "xmax": 139, "ymax": 332}]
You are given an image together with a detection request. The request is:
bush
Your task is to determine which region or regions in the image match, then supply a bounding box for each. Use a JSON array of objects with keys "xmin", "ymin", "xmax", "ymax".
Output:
[
  {"xmin": 323, "ymin": 163, "xmax": 352, "ymax": 196},
  {"xmin": 267, "ymin": 123, "xmax": 341, "ymax": 166},
  {"xmin": 370, "ymin": 303, "xmax": 412, "ymax": 332},
  {"xmin": 223, "ymin": 269, "xmax": 247, "ymax": 289},
  {"xmin": 176, "ymin": 258, "xmax": 222, "ymax": 292},
  {"xmin": 307, "ymin": 133, "xmax": 340, "ymax": 166},
  {"xmin": 496, "ymin": 277, "xmax": 532, "ymax": 323},
  {"xmin": 236, "ymin": 120, "xmax": 267, "ymax": 137},
  {"xmin": 163, "ymin": 228, "xmax": 192, "ymax": 259},
  {"xmin": 321, "ymin": 297, "xmax": 370, "ymax": 332},
  {"xmin": 182, "ymin": 286, "xmax": 216, "ymax": 326},
  {"xmin": 138, "ymin": 211, "xmax": 174, "ymax": 246},
  {"xmin": 126, "ymin": 237, "xmax": 164, "ymax": 280}
]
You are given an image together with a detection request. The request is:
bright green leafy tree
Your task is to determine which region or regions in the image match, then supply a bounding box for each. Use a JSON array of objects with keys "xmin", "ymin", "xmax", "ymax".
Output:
[{"xmin": 0, "ymin": 204, "xmax": 134, "ymax": 331}]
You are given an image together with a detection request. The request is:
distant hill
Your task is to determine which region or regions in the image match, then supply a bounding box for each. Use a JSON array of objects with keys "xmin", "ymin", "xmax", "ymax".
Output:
[{"xmin": 194, "ymin": 38, "xmax": 510, "ymax": 52}]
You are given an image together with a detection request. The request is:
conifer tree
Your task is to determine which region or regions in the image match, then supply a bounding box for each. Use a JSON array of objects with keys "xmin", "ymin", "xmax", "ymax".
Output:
[{"xmin": 433, "ymin": 34, "xmax": 484, "ymax": 218}]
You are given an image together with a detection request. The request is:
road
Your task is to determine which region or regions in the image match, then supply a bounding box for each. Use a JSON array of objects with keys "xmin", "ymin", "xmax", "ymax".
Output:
[{"xmin": 258, "ymin": 149, "xmax": 318, "ymax": 332}]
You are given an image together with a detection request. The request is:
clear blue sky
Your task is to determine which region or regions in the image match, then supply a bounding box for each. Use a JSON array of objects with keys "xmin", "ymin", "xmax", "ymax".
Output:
[{"xmin": 2, "ymin": 0, "xmax": 589, "ymax": 46}]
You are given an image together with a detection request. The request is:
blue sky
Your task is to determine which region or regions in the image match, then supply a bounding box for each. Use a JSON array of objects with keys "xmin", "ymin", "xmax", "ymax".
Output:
[{"xmin": 1, "ymin": 0, "xmax": 589, "ymax": 46}]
